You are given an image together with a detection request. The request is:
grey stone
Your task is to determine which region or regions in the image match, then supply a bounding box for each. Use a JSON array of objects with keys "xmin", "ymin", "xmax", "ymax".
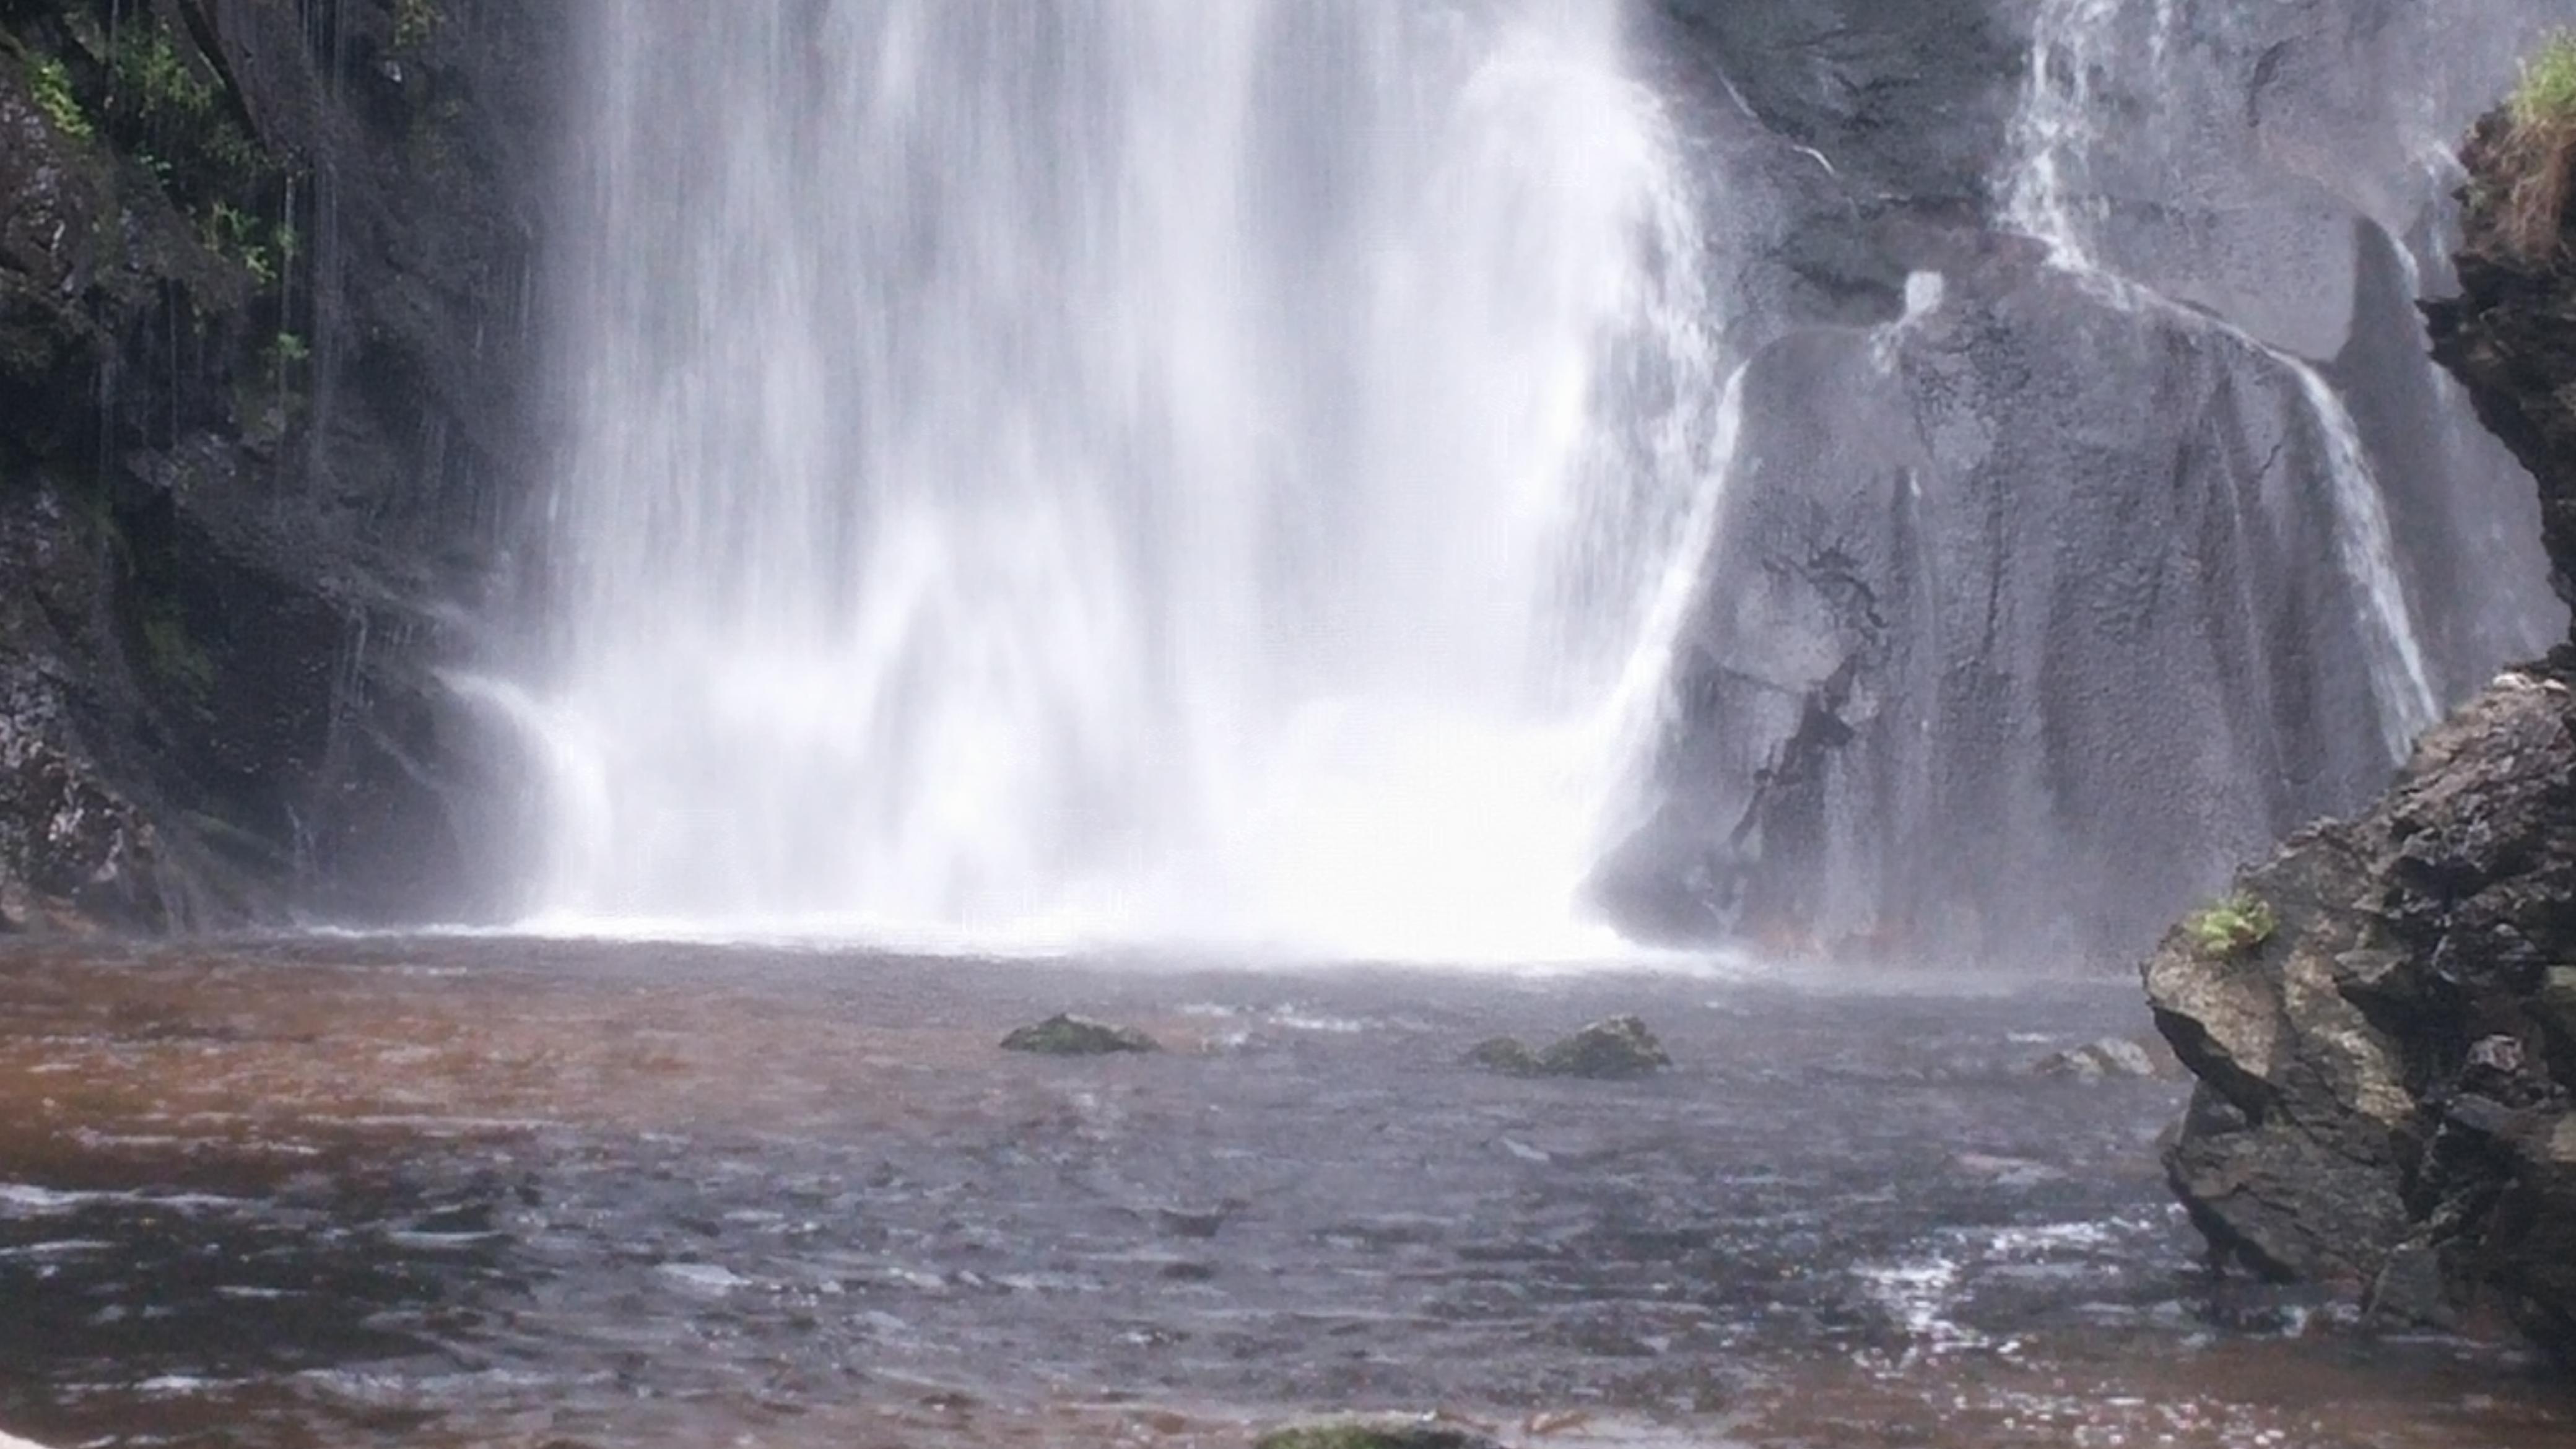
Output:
[
  {"xmin": 1466, "ymin": 1017, "xmax": 1673, "ymax": 1080},
  {"xmin": 999, "ymin": 1014, "xmax": 1160, "ymax": 1056}
]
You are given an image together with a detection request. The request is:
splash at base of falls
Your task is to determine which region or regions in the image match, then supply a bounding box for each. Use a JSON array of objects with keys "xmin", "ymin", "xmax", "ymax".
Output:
[
  {"xmin": 461, "ymin": 671, "xmax": 1708, "ymax": 965},
  {"xmin": 489, "ymin": 2, "xmax": 1728, "ymax": 963}
]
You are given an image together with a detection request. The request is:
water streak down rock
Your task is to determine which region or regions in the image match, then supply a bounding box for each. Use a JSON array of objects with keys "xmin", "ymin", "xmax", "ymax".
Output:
[{"xmin": 1602, "ymin": 0, "xmax": 2568, "ymax": 968}]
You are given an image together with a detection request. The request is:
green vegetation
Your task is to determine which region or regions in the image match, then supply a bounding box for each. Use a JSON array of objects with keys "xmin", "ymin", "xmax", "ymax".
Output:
[
  {"xmin": 2500, "ymin": 30, "xmax": 2576, "ymax": 259},
  {"xmin": 25, "ymin": 51, "xmax": 92, "ymax": 139},
  {"xmin": 393, "ymin": 0, "xmax": 441, "ymax": 53},
  {"xmin": 2186, "ymin": 891, "xmax": 2278, "ymax": 960},
  {"xmin": 140, "ymin": 604, "xmax": 215, "ymax": 707},
  {"xmin": 206, "ymin": 201, "xmax": 279, "ymax": 287},
  {"xmin": 106, "ymin": 24, "xmax": 271, "ymax": 210}
]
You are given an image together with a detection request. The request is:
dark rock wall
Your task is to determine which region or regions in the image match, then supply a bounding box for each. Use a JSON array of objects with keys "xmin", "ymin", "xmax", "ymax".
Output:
[
  {"xmin": 0, "ymin": 0, "xmax": 555, "ymax": 930},
  {"xmin": 2427, "ymin": 113, "xmax": 2576, "ymax": 621},
  {"xmin": 2146, "ymin": 668, "xmax": 2576, "ymax": 1360},
  {"xmin": 1605, "ymin": 0, "xmax": 2572, "ymax": 967},
  {"xmin": 1600, "ymin": 261, "xmax": 2403, "ymax": 960},
  {"xmin": 0, "ymin": 0, "xmax": 2565, "ymax": 944},
  {"xmin": 2143, "ymin": 58, "xmax": 2576, "ymax": 1367}
]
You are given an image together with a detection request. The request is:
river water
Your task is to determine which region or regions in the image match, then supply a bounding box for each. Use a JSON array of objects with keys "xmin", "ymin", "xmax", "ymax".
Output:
[{"xmin": 0, "ymin": 939, "xmax": 2564, "ymax": 1448}]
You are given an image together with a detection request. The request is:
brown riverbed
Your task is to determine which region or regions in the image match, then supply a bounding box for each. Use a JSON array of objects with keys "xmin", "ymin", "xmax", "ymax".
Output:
[{"xmin": 0, "ymin": 936, "xmax": 2565, "ymax": 1448}]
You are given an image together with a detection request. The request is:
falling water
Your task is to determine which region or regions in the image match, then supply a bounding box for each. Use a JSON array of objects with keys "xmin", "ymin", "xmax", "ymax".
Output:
[
  {"xmin": 495, "ymin": 1, "xmax": 1724, "ymax": 956},
  {"xmin": 2008, "ymin": 0, "xmax": 2440, "ymax": 757}
]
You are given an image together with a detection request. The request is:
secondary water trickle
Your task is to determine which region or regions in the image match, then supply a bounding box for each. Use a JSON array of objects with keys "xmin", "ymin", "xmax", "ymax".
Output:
[
  {"xmin": 2008, "ymin": 0, "xmax": 2440, "ymax": 759},
  {"xmin": 484, "ymin": 1, "xmax": 1725, "ymax": 956}
]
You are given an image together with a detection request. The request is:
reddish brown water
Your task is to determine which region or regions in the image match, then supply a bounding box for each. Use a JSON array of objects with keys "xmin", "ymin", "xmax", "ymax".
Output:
[{"xmin": 0, "ymin": 937, "xmax": 2565, "ymax": 1448}]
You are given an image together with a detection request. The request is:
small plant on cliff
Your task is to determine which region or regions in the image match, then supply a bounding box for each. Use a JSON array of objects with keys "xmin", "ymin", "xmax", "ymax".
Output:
[
  {"xmin": 394, "ymin": 0, "xmax": 441, "ymax": 53},
  {"xmin": 25, "ymin": 52, "xmax": 93, "ymax": 140},
  {"xmin": 140, "ymin": 606, "xmax": 215, "ymax": 707},
  {"xmin": 107, "ymin": 24, "xmax": 270, "ymax": 209},
  {"xmin": 2500, "ymin": 31, "xmax": 2576, "ymax": 260},
  {"xmin": 2185, "ymin": 891, "xmax": 2277, "ymax": 960}
]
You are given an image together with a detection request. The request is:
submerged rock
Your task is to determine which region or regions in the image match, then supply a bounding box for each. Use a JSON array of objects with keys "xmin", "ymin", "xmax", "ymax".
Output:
[
  {"xmin": 2034, "ymin": 1037, "xmax": 2159, "ymax": 1083},
  {"xmin": 2144, "ymin": 670, "xmax": 2576, "ymax": 1360},
  {"xmin": 1463, "ymin": 1037, "xmax": 1544, "ymax": 1075},
  {"xmin": 999, "ymin": 1014, "xmax": 1160, "ymax": 1056},
  {"xmin": 1255, "ymin": 1422, "xmax": 1503, "ymax": 1449},
  {"xmin": 1466, "ymin": 1016, "xmax": 1671, "ymax": 1080}
]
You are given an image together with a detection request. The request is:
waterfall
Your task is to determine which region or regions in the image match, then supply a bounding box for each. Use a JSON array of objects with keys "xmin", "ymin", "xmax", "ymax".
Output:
[
  {"xmin": 2008, "ymin": 0, "xmax": 2440, "ymax": 759},
  {"xmin": 498, "ymin": 1, "xmax": 1725, "ymax": 955}
]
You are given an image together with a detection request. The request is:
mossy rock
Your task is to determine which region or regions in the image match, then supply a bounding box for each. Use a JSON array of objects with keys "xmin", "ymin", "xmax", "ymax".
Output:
[
  {"xmin": 1466, "ymin": 1016, "xmax": 1671, "ymax": 1079},
  {"xmin": 2543, "ymin": 967, "xmax": 2576, "ymax": 1037},
  {"xmin": 999, "ymin": 1013, "xmax": 1159, "ymax": 1056},
  {"xmin": 1538, "ymin": 1014, "xmax": 1671, "ymax": 1077},
  {"xmin": 1463, "ymin": 1036, "xmax": 1541, "ymax": 1074},
  {"xmin": 1255, "ymin": 1422, "xmax": 1502, "ymax": 1449}
]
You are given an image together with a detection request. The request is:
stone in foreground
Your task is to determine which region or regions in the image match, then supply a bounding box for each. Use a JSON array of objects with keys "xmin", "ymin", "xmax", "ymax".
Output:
[
  {"xmin": 999, "ymin": 1014, "xmax": 1160, "ymax": 1056},
  {"xmin": 1466, "ymin": 1016, "xmax": 1671, "ymax": 1079}
]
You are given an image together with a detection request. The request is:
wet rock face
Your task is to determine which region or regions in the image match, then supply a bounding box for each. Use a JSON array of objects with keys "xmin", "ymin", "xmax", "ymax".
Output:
[
  {"xmin": 2426, "ymin": 113, "xmax": 2576, "ymax": 627},
  {"xmin": 0, "ymin": 0, "xmax": 560, "ymax": 929},
  {"xmin": 1595, "ymin": 258, "xmax": 2404, "ymax": 965},
  {"xmin": 2145, "ymin": 669, "xmax": 2576, "ymax": 1360},
  {"xmin": 0, "ymin": 490, "xmax": 180, "ymax": 933},
  {"xmin": 1603, "ymin": 0, "xmax": 2569, "ymax": 967}
]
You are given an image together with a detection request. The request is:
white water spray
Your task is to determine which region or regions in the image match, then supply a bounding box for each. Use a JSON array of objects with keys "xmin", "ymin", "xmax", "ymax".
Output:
[
  {"xmin": 2008, "ymin": 0, "xmax": 2440, "ymax": 757},
  {"xmin": 491, "ymin": 2, "xmax": 1726, "ymax": 957}
]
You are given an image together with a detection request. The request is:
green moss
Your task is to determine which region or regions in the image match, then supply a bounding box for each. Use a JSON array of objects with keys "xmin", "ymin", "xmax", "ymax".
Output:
[
  {"xmin": 998, "ymin": 1014, "xmax": 1160, "ymax": 1055},
  {"xmin": 2185, "ymin": 891, "xmax": 2277, "ymax": 961},
  {"xmin": 25, "ymin": 51, "xmax": 92, "ymax": 139},
  {"xmin": 393, "ymin": 0, "xmax": 441, "ymax": 53},
  {"xmin": 141, "ymin": 604, "xmax": 215, "ymax": 707}
]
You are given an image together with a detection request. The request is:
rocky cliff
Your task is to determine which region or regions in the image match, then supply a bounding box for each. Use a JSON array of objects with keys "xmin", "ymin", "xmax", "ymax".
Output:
[
  {"xmin": 2144, "ymin": 95, "xmax": 2576, "ymax": 1363},
  {"xmin": 1601, "ymin": 0, "xmax": 2573, "ymax": 967},
  {"xmin": 0, "ymin": 0, "xmax": 554, "ymax": 930}
]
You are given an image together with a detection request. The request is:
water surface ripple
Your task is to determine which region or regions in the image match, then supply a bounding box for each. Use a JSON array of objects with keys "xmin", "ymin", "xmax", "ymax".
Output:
[{"xmin": 0, "ymin": 941, "xmax": 2564, "ymax": 1447}]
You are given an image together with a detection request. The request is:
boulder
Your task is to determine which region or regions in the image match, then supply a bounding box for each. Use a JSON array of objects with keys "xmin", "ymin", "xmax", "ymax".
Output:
[
  {"xmin": 2034, "ymin": 1037, "xmax": 2160, "ymax": 1083},
  {"xmin": 1466, "ymin": 1016, "xmax": 1672, "ymax": 1080},
  {"xmin": 999, "ymin": 1014, "xmax": 1160, "ymax": 1056},
  {"xmin": 2144, "ymin": 669, "xmax": 2576, "ymax": 1357}
]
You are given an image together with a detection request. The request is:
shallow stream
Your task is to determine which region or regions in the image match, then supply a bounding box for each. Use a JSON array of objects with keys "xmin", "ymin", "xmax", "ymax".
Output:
[{"xmin": 0, "ymin": 940, "xmax": 2564, "ymax": 1447}]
